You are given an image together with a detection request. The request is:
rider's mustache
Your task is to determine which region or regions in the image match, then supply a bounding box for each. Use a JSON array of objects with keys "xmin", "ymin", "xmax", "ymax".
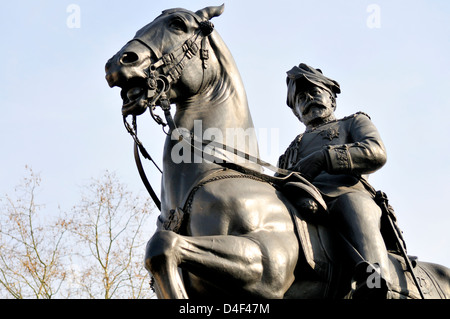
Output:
[{"xmin": 302, "ymin": 100, "xmax": 326, "ymax": 115}]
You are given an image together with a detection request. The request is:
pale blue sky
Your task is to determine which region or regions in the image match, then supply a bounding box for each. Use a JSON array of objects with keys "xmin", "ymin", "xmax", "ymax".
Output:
[{"xmin": 1, "ymin": 1, "xmax": 449, "ymax": 268}]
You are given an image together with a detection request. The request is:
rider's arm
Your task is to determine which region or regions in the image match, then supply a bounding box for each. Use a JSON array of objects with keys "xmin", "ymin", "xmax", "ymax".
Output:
[{"xmin": 324, "ymin": 113, "xmax": 387, "ymax": 176}]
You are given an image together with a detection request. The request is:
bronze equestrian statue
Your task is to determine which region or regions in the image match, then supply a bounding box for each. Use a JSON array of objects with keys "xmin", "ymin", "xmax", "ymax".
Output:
[{"xmin": 105, "ymin": 5, "xmax": 450, "ymax": 299}]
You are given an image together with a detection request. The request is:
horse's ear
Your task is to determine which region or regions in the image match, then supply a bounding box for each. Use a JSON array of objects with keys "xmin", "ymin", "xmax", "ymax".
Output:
[{"xmin": 195, "ymin": 4, "xmax": 225, "ymax": 21}]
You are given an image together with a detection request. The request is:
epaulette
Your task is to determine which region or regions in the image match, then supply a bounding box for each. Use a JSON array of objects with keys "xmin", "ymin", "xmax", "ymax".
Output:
[{"xmin": 341, "ymin": 111, "xmax": 371, "ymax": 121}]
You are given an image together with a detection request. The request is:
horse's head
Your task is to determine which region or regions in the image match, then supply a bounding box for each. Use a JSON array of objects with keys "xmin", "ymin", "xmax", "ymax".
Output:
[{"xmin": 105, "ymin": 5, "xmax": 226, "ymax": 117}]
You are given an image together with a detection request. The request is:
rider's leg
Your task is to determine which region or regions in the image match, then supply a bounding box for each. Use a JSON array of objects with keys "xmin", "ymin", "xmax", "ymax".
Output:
[
  {"xmin": 328, "ymin": 192, "xmax": 391, "ymax": 294},
  {"xmin": 145, "ymin": 228, "xmax": 298, "ymax": 298}
]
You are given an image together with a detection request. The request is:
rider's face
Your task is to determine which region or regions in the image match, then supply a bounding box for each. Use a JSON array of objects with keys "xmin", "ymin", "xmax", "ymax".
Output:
[{"xmin": 293, "ymin": 86, "xmax": 335, "ymax": 127}]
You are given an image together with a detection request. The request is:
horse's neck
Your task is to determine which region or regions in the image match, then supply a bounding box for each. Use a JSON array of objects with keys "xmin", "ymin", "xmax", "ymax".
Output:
[
  {"xmin": 160, "ymin": 31, "xmax": 261, "ymax": 213},
  {"xmin": 161, "ymin": 92, "xmax": 260, "ymax": 213},
  {"xmin": 175, "ymin": 96, "xmax": 253, "ymax": 136}
]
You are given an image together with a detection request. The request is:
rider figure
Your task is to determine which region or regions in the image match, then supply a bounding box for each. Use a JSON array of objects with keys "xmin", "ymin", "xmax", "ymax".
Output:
[{"xmin": 278, "ymin": 63, "xmax": 392, "ymax": 298}]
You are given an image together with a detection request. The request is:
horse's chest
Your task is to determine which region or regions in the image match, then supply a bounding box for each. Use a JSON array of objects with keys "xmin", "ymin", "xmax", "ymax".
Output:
[{"xmin": 185, "ymin": 177, "xmax": 284, "ymax": 236}]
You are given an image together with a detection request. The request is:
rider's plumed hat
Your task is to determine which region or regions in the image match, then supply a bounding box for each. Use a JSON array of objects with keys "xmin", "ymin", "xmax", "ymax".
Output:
[{"xmin": 286, "ymin": 63, "xmax": 341, "ymax": 108}]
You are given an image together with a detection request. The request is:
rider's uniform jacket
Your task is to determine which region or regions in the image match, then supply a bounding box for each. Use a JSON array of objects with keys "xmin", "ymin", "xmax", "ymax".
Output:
[{"xmin": 278, "ymin": 112, "xmax": 387, "ymax": 198}]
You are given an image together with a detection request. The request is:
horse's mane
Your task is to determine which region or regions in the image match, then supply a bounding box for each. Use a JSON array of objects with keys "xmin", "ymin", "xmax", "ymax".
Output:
[{"xmin": 206, "ymin": 30, "xmax": 247, "ymax": 107}]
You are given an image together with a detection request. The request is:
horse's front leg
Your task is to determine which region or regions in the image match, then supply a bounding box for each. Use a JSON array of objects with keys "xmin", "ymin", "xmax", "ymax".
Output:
[
  {"xmin": 145, "ymin": 230, "xmax": 188, "ymax": 299},
  {"xmin": 145, "ymin": 229, "xmax": 298, "ymax": 299}
]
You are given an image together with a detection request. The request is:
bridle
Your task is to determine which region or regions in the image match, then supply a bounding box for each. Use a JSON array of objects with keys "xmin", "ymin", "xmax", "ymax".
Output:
[{"xmin": 122, "ymin": 11, "xmax": 217, "ymax": 141}]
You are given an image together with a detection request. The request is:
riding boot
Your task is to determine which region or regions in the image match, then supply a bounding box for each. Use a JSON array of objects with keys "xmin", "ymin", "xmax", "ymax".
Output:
[{"xmin": 347, "ymin": 261, "xmax": 392, "ymax": 299}]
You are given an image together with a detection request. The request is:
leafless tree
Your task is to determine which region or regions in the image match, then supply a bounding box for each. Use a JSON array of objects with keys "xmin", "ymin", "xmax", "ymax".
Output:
[
  {"xmin": 0, "ymin": 167, "xmax": 156, "ymax": 299},
  {"xmin": 67, "ymin": 170, "xmax": 155, "ymax": 299},
  {"xmin": 0, "ymin": 166, "xmax": 70, "ymax": 298}
]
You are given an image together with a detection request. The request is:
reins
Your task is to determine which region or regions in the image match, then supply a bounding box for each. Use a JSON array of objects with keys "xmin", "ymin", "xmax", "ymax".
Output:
[{"xmin": 123, "ymin": 115, "xmax": 162, "ymax": 211}]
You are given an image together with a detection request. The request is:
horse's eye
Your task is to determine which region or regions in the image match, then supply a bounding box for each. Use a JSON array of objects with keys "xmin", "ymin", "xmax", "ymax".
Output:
[{"xmin": 169, "ymin": 17, "xmax": 187, "ymax": 32}]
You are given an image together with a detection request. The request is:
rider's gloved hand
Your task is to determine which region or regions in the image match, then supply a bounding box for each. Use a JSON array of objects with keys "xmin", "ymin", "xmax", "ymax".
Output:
[{"xmin": 293, "ymin": 149, "xmax": 328, "ymax": 181}]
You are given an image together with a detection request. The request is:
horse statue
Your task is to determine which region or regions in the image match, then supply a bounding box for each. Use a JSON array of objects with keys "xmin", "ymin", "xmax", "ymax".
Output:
[{"xmin": 105, "ymin": 5, "xmax": 450, "ymax": 299}]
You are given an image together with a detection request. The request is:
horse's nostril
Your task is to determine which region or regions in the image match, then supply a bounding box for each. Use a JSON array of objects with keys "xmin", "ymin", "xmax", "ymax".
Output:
[{"xmin": 120, "ymin": 52, "xmax": 139, "ymax": 64}]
